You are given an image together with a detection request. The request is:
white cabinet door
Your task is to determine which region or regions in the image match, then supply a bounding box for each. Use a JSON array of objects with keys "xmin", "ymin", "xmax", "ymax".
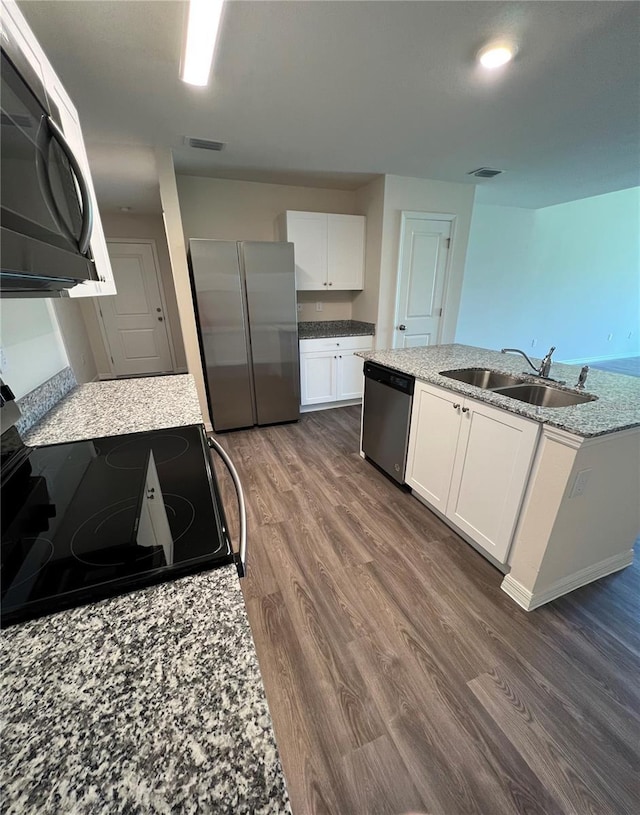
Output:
[
  {"xmin": 300, "ymin": 351, "xmax": 336, "ymax": 405},
  {"xmin": 328, "ymin": 214, "xmax": 365, "ymax": 290},
  {"xmin": 406, "ymin": 382, "xmax": 461, "ymax": 513},
  {"xmin": 447, "ymin": 400, "xmax": 539, "ymax": 563},
  {"xmin": 336, "ymin": 349, "xmax": 366, "ymax": 400},
  {"xmin": 43, "ymin": 65, "xmax": 115, "ymax": 298},
  {"xmin": 286, "ymin": 212, "xmax": 328, "ymax": 290}
]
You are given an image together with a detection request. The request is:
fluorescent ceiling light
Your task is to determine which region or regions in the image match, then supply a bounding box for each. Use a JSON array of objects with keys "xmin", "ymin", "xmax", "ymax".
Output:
[
  {"xmin": 181, "ymin": 0, "xmax": 224, "ymax": 86},
  {"xmin": 478, "ymin": 44, "xmax": 515, "ymax": 69}
]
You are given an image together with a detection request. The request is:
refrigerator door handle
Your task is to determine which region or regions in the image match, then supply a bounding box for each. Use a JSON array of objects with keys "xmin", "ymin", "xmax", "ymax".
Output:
[{"xmin": 208, "ymin": 436, "xmax": 247, "ymax": 577}]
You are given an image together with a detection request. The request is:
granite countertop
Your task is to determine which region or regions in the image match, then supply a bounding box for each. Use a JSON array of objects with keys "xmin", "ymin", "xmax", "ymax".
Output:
[
  {"xmin": 360, "ymin": 344, "xmax": 640, "ymax": 437},
  {"xmin": 5, "ymin": 373, "xmax": 291, "ymax": 813},
  {"xmin": 298, "ymin": 319, "xmax": 375, "ymax": 339},
  {"xmin": 1, "ymin": 569, "xmax": 290, "ymax": 814},
  {"xmin": 24, "ymin": 374, "xmax": 203, "ymax": 446}
]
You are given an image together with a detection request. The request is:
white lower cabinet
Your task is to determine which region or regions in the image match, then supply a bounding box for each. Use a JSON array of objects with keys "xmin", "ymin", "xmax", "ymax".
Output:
[
  {"xmin": 299, "ymin": 335, "xmax": 373, "ymax": 407},
  {"xmin": 406, "ymin": 382, "xmax": 540, "ymax": 563}
]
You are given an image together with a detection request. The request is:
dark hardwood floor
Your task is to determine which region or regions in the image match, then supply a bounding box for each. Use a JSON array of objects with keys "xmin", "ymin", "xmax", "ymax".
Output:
[
  {"xmin": 211, "ymin": 406, "xmax": 640, "ymax": 815},
  {"xmin": 589, "ymin": 356, "xmax": 640, "ymax": 377}
]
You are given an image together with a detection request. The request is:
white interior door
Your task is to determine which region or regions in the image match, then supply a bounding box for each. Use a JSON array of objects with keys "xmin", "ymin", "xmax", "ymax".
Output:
[
  {"xmin": 394, "ymin": 215, "xmax": 452, "ymax": 348},
  {"xmin": 100, "ymin": 242, "xmax": 174, "ymax": 377}
]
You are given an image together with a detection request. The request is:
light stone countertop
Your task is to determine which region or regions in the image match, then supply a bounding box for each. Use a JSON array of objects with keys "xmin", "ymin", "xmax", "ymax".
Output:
[
  {"xmin": 5, "ymin": 373, "xmax": 291, "ymax": 814},
  {"xmin": 24, "ymin": 374, "xmax": 203, "ymax": 446},
  {"xmin": 1, "ymin": 569, "xmax": 290, "ymax": 814},
  {"xmin": 298, "ymin": 319, "xmax": 375, "ymax": 339},
  {"xmin": 359, "ymin": 344, "xmax": 640, "ymax": 438}
]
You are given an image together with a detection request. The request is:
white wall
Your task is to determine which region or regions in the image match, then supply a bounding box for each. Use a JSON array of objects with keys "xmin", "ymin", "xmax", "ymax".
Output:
[
  {"xmin": 176, "ymin": 175, "xmax": 358, "ymax": 242},
  {"xmin": 157, "ymin": 149, "xmax": 212, "ymax": 428},
  {"xmin": 353, "ymin": 175, "xmax": 386, "ymax": 328},
  {"xmin": 0, "ymin": 300, "xmax": 69, "ymax": 398},
  {"xmin": 51, "ymin": 298, "xmax": 98, "ymax": 384},
  {"xmin": 457, "ymin": 187, "xmax": 640, "ymax": 361}
]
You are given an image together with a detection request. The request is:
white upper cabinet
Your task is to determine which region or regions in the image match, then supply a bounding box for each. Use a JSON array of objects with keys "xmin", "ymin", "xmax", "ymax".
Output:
[
  {"xmin": 285, "ymin": 212, "xmax": 328, "ymax": 289},
  {"xmin": 284, "ymin": 211, "xmax": 365, "ymax": 291},
  {"xmin": 1, "ymin": 0, "xmax": 115, "ymax": 297}
]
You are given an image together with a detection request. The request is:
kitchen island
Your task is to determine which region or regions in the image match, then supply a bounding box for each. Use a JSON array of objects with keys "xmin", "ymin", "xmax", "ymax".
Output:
[
  {"xmin": 2, "ymin": 374, "xmax": 291, "ymax": 814},
  {"xmin": 360, "ymin": 345, "xmax": 640, "ymax": 610}
]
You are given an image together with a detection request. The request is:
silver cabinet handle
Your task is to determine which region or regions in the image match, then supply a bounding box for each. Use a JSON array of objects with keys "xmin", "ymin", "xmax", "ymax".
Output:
[
  {"xmin": 208, "ymin": 436, "xmax": 247, "ymax": 577},
  {"xmin": 46, "ymin": 115, "xmax": 94, "ymax": 256}
]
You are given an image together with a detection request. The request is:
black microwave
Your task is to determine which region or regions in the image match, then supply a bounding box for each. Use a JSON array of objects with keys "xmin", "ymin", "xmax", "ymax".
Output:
[{"xmin": 0, "ymin": 22, "xmax": 96, "ymax": 298}]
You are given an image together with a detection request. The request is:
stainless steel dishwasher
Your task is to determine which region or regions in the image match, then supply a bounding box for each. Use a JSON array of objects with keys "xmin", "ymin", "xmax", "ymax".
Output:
[{"xmin": 362, "ymin": 362, "xmax": 415, "ymax": 484}]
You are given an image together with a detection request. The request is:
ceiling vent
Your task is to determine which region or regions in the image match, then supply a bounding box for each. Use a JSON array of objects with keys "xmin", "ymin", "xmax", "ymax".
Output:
[
  {"xmin": 467, "ymin": 167, "xmax": 503, "ymax": 178},
  {"xmin": 186, "ymin": 137, "xmax": 226, "ymax": 151}
]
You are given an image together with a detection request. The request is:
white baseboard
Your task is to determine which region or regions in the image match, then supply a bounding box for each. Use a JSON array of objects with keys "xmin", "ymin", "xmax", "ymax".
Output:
[
  {"xmin": 558, "ymin": 352, "xmax": 639, "ymax": 364},
  {"xmin": 501, "ymin": 549, "xmax": 634, "ymax": 610},
  {"xmin": 300, "ymin": 399, "xmax": 362, "ymax": 413}
]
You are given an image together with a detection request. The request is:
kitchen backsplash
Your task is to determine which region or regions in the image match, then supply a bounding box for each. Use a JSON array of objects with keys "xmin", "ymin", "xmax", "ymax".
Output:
[
  {"xmin": 15, "ymin": 367, "xmax": 77, "ymax": 436},
  {"xmin": 296, "ymin": 291, "xmax": 354, "ymax": 322}
]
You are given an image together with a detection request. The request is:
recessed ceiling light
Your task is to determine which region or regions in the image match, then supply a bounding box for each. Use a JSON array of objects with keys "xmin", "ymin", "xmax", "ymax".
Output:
[
  {"xmin": 478, "ymin": 43, "xmax": 515, "ymax": 69},
  {"xmin": 119, "ymin": 206, "xmax": 132, "ymax": 213},
  {"xmin": 180, "ymin": 0, "xmax": 225, "ymax": 86}
]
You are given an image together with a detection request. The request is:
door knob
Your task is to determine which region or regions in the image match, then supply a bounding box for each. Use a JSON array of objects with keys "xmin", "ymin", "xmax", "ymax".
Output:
[
  {"xmin": 158, "ymin": 317, "xmax": 164, "ymax": 322},
  {"xmin": 398, "ymin": 324, "xmax": 406, "ymax": 331},
  {"xmin": 156, "ymin": 308, "xmax": 162, "ymax": 312}
]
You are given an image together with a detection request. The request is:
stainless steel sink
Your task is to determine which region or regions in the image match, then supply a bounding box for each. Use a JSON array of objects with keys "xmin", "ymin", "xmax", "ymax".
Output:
[
  {"xmin": 493, "ymin": 384, "xmax": 598, "ymax": 408},
  {"xmin": 440, "ymin": 368, "xmax": 526, "ymax": 389}
]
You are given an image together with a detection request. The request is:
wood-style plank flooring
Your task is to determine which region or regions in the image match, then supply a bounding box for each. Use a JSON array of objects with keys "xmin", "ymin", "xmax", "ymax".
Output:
[
  {"xmin": 589, "ymin": 356, "xmax": 640, "ymax": 377},
  {"xmin": 211, "ymin": 407, "xmax": 640, "ymax": 815}
]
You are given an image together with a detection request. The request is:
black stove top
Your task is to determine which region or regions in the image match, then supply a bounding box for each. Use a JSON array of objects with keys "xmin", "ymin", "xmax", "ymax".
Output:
[{"xmin": 1, "ymin": 424, "xmax": 234, "ymax": 626}]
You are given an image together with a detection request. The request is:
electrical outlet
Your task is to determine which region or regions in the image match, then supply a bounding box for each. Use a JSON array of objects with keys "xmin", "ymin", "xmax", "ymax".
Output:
[
  {"xmin": 570, "ymin": 468, "xmax": 591, "ymax": 498},
  {"xmin": 315, "ymin": 302, "xmax": 323, "ymax": 312},
  {"xmin": 297, "ymin": 304, "xmax": 303, "ymax": 313},
  {"xmin": 531, "ymin": 339, "xmax": 537, "ymax": 348},
  {"xmin": 607, "ymin": 333, "xmax": 613, "ymax": 341},
  {"xmin": 628, "ymin": 331, "xmax": 634, "ymax": 340},
  {"xmin": 0, "ymin": 346, "xmax": 7, "ymax": 372}
]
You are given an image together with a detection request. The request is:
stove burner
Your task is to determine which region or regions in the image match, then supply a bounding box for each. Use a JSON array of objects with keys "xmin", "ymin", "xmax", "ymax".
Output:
[
  {"xmin": 162, "ymin": 493, "xmax": 198, "ymax": 545},
  {"xmin": 4, "ymin": 537, "xmax": 54, "ymax": 588},
  {"xmin": 70, "ymin": 498, "xmax": 153, "ymax": 566},
  {"xmin": 104, "ymin": 434, "xmax": 190, "ymax": 470}
]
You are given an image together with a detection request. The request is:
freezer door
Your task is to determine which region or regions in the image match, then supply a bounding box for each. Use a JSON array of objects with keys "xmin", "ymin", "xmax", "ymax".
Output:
[
  {"xmin": 189, "ymin": 240, "xmax": 255, "ymax": 431},
  {"xmin": 241, "ymin": 242, "xmax": 300, "ymax": 426}
]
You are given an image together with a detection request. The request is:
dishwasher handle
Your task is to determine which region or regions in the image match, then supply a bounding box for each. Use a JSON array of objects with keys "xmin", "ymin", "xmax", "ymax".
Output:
[{"xmin": 364, "ymin": 362, "xmax": 415, "ymax": 395}]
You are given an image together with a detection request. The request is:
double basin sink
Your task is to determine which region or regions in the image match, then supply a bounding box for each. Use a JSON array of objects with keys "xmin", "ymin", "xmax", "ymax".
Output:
[{"xmin": 439, "ymin": 368, "xmax": 597, "ymax": 408}]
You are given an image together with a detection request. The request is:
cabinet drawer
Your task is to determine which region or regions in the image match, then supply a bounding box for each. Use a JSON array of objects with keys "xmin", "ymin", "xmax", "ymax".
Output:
[{"xmin": 299, "ymin": 335, "xmax": 373, "ymax": 353}]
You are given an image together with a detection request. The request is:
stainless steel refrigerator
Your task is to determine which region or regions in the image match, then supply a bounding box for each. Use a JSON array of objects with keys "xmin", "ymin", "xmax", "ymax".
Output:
[{"xmin": 188, "ymin": 239, "xmax": 300, "ymax": 432}]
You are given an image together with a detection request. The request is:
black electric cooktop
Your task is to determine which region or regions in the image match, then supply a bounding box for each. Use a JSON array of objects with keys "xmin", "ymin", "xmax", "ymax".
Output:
[{"xmin": 1, "ymin": 424, "xmax": 234, "ymax": 626}]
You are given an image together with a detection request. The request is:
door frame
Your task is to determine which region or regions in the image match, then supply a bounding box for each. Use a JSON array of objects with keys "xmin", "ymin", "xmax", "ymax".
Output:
[
  {"xmin": 93, "ymin": 238, "xmax": 178, "ymax": 378},
  {"xmin": 393, "ymin": 211, "xmax": 457, "ymax": 349}
]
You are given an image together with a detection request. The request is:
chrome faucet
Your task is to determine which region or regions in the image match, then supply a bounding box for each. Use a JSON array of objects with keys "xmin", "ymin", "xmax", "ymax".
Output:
[
  {"xmin": 575, "ymin": 365, "xmax": 589, "ymax": 390},
  {"xmin": 501, "ymin": 345, "xmax": 556, "ymax": 379}
]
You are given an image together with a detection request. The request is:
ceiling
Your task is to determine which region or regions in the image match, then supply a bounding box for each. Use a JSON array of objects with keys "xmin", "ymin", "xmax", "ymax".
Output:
[{"xmin": 18, "ymin": 1, "xmax": 640, "ymax": 212}]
